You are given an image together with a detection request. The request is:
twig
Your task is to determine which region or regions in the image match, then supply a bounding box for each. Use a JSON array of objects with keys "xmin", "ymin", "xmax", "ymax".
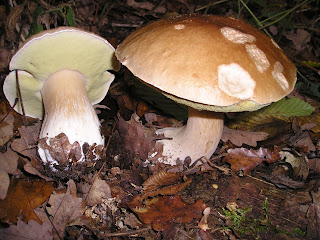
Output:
[
  {"xmin": 293, "ymin": 58, "xmax": 320, "ymax": 75},
  {"xmin": 103, "ymin": 226, "xmax": 152, "ymax": 237},
  {"xmin": 15, "ymin": 70, "xmax": 27, "ymax": 126}
]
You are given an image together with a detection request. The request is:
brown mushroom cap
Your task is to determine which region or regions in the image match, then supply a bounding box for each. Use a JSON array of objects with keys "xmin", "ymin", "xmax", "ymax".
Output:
[{"xmin": 115, "ymin": 15, "xmax": 296, "ymax": 112}]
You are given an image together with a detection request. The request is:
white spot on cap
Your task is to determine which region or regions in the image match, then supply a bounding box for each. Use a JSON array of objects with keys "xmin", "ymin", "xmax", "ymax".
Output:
[
  {"xmin": 271, "ymin": 39, "xmax": 280, "ymax": 49},
  {"xmin": 272, "ymin": 62, "xmax": 288, "ymax": 90},
  {"xmin": 218, "ymin": 63, "xmax": 256, "ymax": 99},
  {"xmin": 174, "ymin": 24, "xmax": 185, "ymax": 30},
  {"xmin": 220, "ymin": 27, "xmax": 256, "ymax": 44},
  {"xmin": 245, "ymin": 44, "xmax": 270, "ymax": 73}
]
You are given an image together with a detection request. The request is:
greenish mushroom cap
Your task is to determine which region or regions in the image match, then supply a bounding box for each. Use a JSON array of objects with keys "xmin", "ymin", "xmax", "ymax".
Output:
[{"xmin": 4, "ymin": 27, "xmax": 119, "ymax": 119}]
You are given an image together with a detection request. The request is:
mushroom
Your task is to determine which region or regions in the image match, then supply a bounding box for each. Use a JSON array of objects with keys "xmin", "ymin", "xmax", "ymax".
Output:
[
  {"xmin": 115, "ymin": 15, "xmax": 296, "ymax": 165},
  {"xmin": 3, "ymin": 27, "xmax": 119, "ymax": 168}
]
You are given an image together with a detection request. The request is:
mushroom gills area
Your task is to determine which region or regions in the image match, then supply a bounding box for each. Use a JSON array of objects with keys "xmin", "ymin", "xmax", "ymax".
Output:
[
  {"xmin": 38, "ymin": 69, "xmax": 104, "ymax": 166},
  {"xmin": 156, "ymin": 107, "xmax": 224, "ymax": 165}
]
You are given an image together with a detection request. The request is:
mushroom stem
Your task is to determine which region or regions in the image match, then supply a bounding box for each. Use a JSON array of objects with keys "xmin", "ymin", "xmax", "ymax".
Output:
[
  {"xmin": 38, "ymin": 69, "xmax": 104, "ymax": 164},
  {"xmin": 156, "ymin": 107, "xmax": 224, "ymax": 165}
]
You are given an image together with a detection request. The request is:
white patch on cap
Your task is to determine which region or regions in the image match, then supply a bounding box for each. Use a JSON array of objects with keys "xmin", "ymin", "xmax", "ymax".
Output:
[
  {"xmin": 271, "ymin": 39, "xmax": 281, "ymax": 49},
  {"xmin": 220, "ymin": 27, "xmax": 256, "ymax": 44},
  {"xmin": 174, "ymin": 24, "xmax": 185, "ymax": 30},
  {"xmin": 245, "ymin": 44, "xmax": 270, "ymax": 73},
  {"xmin": 272, "ymin": 62, "xmax": 288, "ymax": 90},
  {"xmin": 218, "ymin": 63, "xmax": 256, "ymax": 99}
]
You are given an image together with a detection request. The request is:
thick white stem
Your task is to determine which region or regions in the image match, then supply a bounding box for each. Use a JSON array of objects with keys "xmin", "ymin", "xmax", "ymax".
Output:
[
  {"xmin": 156, "ymin": 107, "xmax": 224, "ymax": 165},
  {"xmin": 38, "ymin": 70, "xmax": 104, "ymax": 165}
]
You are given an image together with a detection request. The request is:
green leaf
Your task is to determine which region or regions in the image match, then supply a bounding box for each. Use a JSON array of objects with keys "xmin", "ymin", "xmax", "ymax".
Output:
[
  {"xmin": 66, "ymin": 7, "xmax": 76, "ymax": 27},
  {"xmin": 227, "ymin": 97, "xmax": 315, "ymax": 137},
  {"xmin": 258, "ymin": 96, "xmax": 315, "ymax": 119}
]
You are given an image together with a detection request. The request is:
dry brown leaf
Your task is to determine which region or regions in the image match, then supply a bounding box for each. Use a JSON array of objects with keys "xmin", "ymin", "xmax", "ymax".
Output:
[
  {"xmin": 221, "ymin": 126, "xmax": 268, "ymax": 147},
  {"xmin": 127, "ymin": 0, "xmax": 155, "ymax": 10},
  {"xmin": 0, "ymin": 146, "xmax": 19, "ymax": 174},
  {"xmin": 0, "ymin": 219, "xmax": 52, "ymax": 240},
  {"xmin": 0, "ymin": 169, "xmax": 10, "ymax": 200},
  {"xmin": 11, "ymin": 123, "xmax": 41, "ymax": 159},
  {"xmin": 0, "ymin": 113, "xmax": 14, "ymax": 146},
  {"xmin": 223, "ymin": 147, "xmax": 281, "ymax": 175},
  {"xmin": 306, "ymin": 191, "xmax": 320, "ymax": 239},
  {"xmin": 118, "ymin": 113, "xmax": 157, "ymax": 159},
  {"xmin": 309, "ymin": 158, "xmax": 320, "ymax": 175},
  {"xmin": 0, "ymin": 179, "xmax": 54, "ymax": 223},
  {"xmin": 129, "ymin": 195, "xmax": 206, "ymax": 231},
  {"xmin": 46, "ymin": 180, "xmax": 86, "ymax": 238},
  {"xmin": 23, "ymin": 161, "xmax": 53, "ymax": 181},
  {"xmin": 285, "ymin": 29, "xmax": 311, "ymax": 52},
  {"xmin": 143, "ymin": 171, "xmax": 182, "ymax": 191},
  {"xmin": 142, "ymin": 179, "xmax": 192, "ymax": 200},
  {"xmin": 86, "ymin": 176, "xmax": 112, "ymax": 206},
  {"xmin": 285, "ymin": 119, "xmax": 316, "ymax": 152}
]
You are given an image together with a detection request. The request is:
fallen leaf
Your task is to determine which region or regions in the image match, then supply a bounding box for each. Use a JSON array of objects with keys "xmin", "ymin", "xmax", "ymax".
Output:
[
  {"xmin": 0, "ymin": 146, "xmax": 19, "ymax": 174},
  {"xmin": 0, "ymin": 169, "xmax": 9, "ymax": 200},
  {"xmin": 285, "ymin": 29, "xmax": 311, "ymax": 52},
  {"xmin": 46, "ymin": 180, "xmax": 86, "ymax": 238},
  {"xmin": 129, "ymin": 195, "xmax": 206, "ymax": 231},
  {"xmin": 284, "ymin": 119, "xmax": 316, "ymax": 152},
  {"xmin": 0, "ymin": 113, "xmax": 14, "ymax": 146},
  {"xmin": 86, "ymin": 175, "xmax": 112, "ymax": 206},
  {"xmin": 143, "ymin": 171, "xmax": 182, "ymax": 191},
  {"xmin": 11, "ymin": 123, "xmax": 41, "ymax": 159},
  {"xmin": 127, "ymin": 0, "xmax": 155, "ymax": 10},
  {"xmin": 0, "ymin": 179, "xmax": 54, "ymax": 223},
  {"xmin": 141, "ymin": 171, "xmax": 192, "ymax": 199},
  {"xmin": 0, "ymin": 219, "xmax": 52, "ymax": 240},
  {"xmin": 306, "ymin": 191, "xmax": 320, "ymax": 239},
  {"xmin": 223, "ymin": 147, "xmax": 281, "ymax": 175},
  {"xmin": 221, "ymin": 126, "xmax": 268, "ymax": 147},
  {"xmin": 118, "ymin": 113, "xmax": 157, "ymax": 159}
]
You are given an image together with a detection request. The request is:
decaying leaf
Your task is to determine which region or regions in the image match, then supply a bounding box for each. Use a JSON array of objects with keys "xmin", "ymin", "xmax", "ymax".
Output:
[
  {"xmin": 284, "ymin": 118, "xmax": 316, "ymax": 152},
  {"xmin": 0, "ymin": 113, "xmax": 14, "ymax": 146},
  {"xmin": 221, "ymin": 126, "xmax": 268, "ymax": 147},
  {"xmin": 38, "ymin": 133, "xmax": 83, "ymax": 165},
  {"xmin": 280, "ymin": 151, "xmax": 309, "ymax": 181},
  {"xmin": 143, "ymin": 171, "xmax": 183, "ymax": 191},
  {"xmin": 0, "ymin": 179, "xmax": 54, "ymax": 223},
  {"xmin": 141, "ymin": 171, "xmax": 192, "ymax": 199},
  {"xmin": 0, "ymin": 219, "xmax": 53, "ymax": 240},
  {"xmin": 223, "ymin": 147, "xmax": 281, "ymax": 175},
  {"xmin": 118, "ymin": 113, "xmax": 157, "ymax": 159},
  {"xmin": 0, "ymin": 146, "xmax": 19, "ymax": 174},
  {"xmin": 0, "ymin": 169, "xmax": 10, "ymax": 200},
  {"xmin": 11, "ymin": 123, "xmax": 41, "ymax": 159},
  {"xmin": 129, "ymin": 195, "xmax": 206, "ymax": 231},
  {"xmin": 86, "ymin": 175, "xmax": 112, "ymax": 206},
  {"xmin": 46, "ymin": 180, "xmax": 86, "ymax": 238},
  {"xmin": 306, "ymin": 191, "xmax": 320, "ymax": 239}
]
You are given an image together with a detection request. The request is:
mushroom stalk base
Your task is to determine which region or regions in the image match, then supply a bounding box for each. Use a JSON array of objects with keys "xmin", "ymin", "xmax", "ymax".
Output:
[
  {"xmin": 38, "ymin": 70, "xmax": 104, "ymax": 167},
  {"xmin": 155, "ymin": 108, "xmax": 224, "ymax": 165}
]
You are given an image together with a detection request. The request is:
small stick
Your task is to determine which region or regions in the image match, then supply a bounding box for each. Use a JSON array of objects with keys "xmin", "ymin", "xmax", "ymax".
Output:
[{"xmin": 15, "ymin": 70, "xmax": 27, "ymax": 126}]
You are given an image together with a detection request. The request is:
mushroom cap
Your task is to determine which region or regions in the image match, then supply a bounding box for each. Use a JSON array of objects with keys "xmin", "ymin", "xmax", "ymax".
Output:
[
  {"xmin": 115, "ymin": 15, "xmax": 297, "ymax": 112},
  {"xmin": 4, "ymin": 27, "xmax": 119, "ymax": 119}
]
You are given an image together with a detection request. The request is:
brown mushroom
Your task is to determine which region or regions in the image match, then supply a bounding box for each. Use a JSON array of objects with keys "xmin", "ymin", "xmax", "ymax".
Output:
[{"xmin": 115, "ymin": 15, "xmax": 296, "ymax": 165}]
